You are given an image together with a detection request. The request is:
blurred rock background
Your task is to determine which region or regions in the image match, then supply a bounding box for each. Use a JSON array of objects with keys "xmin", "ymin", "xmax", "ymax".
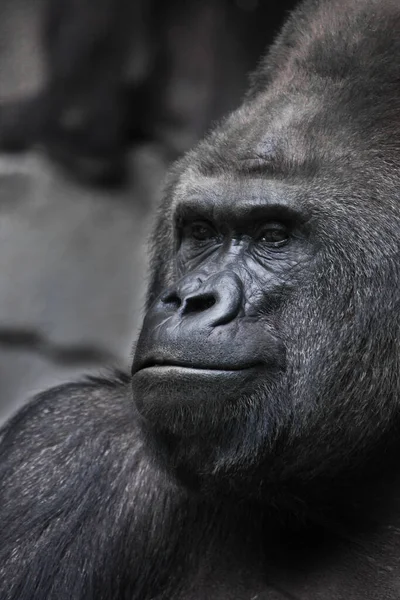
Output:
[{"xmin": 0, "ymin": 0, "xmax": 295, "ymax": 422}]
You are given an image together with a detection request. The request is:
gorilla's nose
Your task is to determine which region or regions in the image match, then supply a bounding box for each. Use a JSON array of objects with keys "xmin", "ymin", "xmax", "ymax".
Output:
[{"xmin": 161, "ymin": 271, "xmax": 243, "ymax": 327}]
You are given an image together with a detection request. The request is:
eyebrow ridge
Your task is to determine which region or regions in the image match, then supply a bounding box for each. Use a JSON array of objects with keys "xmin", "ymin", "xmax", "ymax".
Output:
[{"xmin": 237, "ymin": 155, "xmax": 283, "ymax": 177}]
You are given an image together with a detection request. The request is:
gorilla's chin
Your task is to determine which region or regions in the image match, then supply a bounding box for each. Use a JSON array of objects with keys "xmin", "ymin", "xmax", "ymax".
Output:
[
  {"xmin": 132, "ymin": 364, "xmax": 267, "ymax": 436},
  {"xmin": 133, "ymin": 366, "xmax": 288, "ymax": 494}
]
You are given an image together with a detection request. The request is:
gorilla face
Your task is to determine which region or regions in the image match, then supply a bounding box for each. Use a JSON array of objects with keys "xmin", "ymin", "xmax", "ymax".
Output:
[
  {"xmin": 133, "ymin": 175, "xmax": 309, "ymax": 476},
  {"xmin": 132, "ymin": 56, "xmax": 400, "ymax": 496},
  {"xmin": 133, "ymin": 174, "xmax": 308, "ymax": 415}
]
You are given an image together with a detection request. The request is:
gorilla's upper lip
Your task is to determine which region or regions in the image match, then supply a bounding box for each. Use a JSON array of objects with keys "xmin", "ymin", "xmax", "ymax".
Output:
[{"xmin": 134, "ymin": 358, "xmax": 262, "ymax": 373}]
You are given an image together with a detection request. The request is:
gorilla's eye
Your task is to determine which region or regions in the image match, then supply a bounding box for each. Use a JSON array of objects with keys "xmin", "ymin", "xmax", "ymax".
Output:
[
  {"xmin": 186, "ymin": 221, "xmax": 216, "ymax": 242},
  {"xmin": 258, "ymin": 224, "xmax": 289, "ymax": 247}
]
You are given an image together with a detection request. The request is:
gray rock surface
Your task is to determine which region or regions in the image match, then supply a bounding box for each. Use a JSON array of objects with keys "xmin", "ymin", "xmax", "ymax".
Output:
[{"xmin": 0, "ymin": 0, "xmax": 165, "ymax": 421}]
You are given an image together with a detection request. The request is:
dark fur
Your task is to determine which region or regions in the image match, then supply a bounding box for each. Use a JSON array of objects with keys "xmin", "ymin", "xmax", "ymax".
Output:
[
  {"xmin": 0, "ymin": 374, "xmax": 191, "ymax": 599},
  {"xmin": 3, "ymin": 0, "xmax": 400, "ymax": 598}
]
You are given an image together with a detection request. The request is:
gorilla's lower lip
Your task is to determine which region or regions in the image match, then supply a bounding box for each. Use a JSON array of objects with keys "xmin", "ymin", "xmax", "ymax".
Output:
[{"xmin": 132, "ymin": 364, "xmax": 265, "ymax": 414}]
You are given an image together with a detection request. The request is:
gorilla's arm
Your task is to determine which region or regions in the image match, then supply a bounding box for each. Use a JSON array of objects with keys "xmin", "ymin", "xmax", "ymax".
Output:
[{"xmin": 0, "ymin": 375, "xmax": 182, "ymax": 600}]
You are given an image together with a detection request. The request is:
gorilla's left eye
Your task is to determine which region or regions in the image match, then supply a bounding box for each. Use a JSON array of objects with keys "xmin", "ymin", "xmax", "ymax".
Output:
[
  {"xmin": 186, "ymin": 221, "xmax": 216, "ymax": 242},
  {"xmin": 258, "ymin": 224, "xmax": 289, "ymax": 247}
]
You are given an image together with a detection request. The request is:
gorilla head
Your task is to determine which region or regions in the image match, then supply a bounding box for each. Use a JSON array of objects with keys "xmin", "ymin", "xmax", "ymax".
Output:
[{"xmin": 132, "ymin": 0, "xmax": 400, "ymax": 502}]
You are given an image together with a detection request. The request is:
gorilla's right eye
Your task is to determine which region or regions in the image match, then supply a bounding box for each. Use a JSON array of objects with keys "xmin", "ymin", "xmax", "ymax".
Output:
[
  {"xmin": 257, "ymin": 223, "xmax": 290, "ymax": 247},
  {"xmin": 185, "ymin": 221, "xmax": 216, "ymax": 242}
]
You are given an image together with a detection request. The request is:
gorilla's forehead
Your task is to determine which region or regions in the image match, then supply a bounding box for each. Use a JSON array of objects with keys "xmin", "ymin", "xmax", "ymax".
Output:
[
  {"xmin": 172, "ymin": 172, "xmax": 301, "ymax": 221},
  {"xmin": 180, "ymin": 88, "xmax": 367, "ymax": 192},
  {"xmin": 171, "ymin": 81, "xmax": 400, "ymax": 223},
  {"xmin": 227, "ymin": 95, "xmax": 365, "ymax": 173},
  {"xmin": 171, "ymin": 95, "xmax": 360, "ymax": 218}
]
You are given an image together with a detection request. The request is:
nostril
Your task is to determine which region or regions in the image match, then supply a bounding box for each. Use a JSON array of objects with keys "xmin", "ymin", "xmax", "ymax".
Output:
[
  {"xmin": 182, "ymin": 293, "xmax": 216, "ymax": 315},
  {"xmin": 162, "ymin": 292, "xmax": 182, "ymax": 310}
]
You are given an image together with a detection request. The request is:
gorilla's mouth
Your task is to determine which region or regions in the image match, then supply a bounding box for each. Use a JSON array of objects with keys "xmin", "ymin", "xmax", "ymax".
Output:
[
  {"xmin": 132, "ymin": 359, "xmax": 266, "ymax": 413},
  {"xmin": 134, "ymin": 359, "xmax": 263, "ymax": 374}
]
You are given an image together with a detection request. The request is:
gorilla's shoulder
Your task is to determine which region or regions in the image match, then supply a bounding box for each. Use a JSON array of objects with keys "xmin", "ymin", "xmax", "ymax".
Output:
[
  {"xmin": 0, "ymin": 372, "xmax": 165, "ymax": 599},
  {"xmin": 0, "ymin": 371, "xmax": 136, "ymax": 452}
]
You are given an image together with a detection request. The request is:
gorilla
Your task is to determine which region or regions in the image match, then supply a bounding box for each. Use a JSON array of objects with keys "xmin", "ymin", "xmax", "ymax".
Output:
[{"xmin": 1, "ymin": 0, "xmax": 400, "ymax": 598}]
